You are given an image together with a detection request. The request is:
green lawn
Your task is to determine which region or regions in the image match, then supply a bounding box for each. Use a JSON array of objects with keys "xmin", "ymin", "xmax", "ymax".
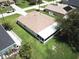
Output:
[
  {"xmin": 15, "ymin": 0, "xmax": 36, "ymax": 8},
  {"xmin": 44, "ymin": 0, "xmax": 54, "ymax": 2},
  {"xmin": 40, "ymin": 5, "xmax": 47, "ymax": 8},
  {"xmin": 16, "ymin": 0, "xmax": 30, "ymax": 8},
  {"xmin": 0, "ymin": 6, "xmax": 14, "ymax": 14},
  {"xmin": 0, "ymin": 7, "xmax": 7, "ymax": 14},
  {"xmin": 26, "ymin": 9, "xmax": 37, "ymax": 12},
  {"xmin": 41, "ymin": 11, "xmax": 63, "ymax": 20},
  {"xmin": 0, "ymin": 14, "xmax": 78, "ymax": 59},
  {"xmin": 0, "ymin": 7, "xmax": 10, "ymax": 14},
  {"xmin": 16, "ymin": 0, "xmax": 43, "ymax": 8}
]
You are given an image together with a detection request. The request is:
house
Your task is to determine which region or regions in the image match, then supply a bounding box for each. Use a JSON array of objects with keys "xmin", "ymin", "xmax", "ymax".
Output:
[
  {"xmin": 45, "ymin": 4, "xmax": 74, "ymax": 16},
  {"xmin": 61, "ymin": 0, "xmax": 79, "ymax": 8},
  {"xmin": 0, "ymin": 25, "xmax": 22, "ymax": 59},
  {"xmin": 17, "ymin": 11, "xmax": 58, "ymax": 43},
  {"xmin": 27, "ymin": 0, "xmax": 42, "ymax": 4},
  {"xmin": 0, "ymin": 0, "xmax": 14, "ymax": 4},
  {"xmin": 67, "ymin": 0, "xmax": 79, "ymax": 8}
]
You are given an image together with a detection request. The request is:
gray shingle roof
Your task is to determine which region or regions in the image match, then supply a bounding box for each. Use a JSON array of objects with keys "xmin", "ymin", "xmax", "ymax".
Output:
[
  {"xmin": 0, "ymin": 25, "xmax": 14, "ymax": 51},
  {"xmin": 68, "ymin": 0, "xmax": 79, "ymax": 8}
]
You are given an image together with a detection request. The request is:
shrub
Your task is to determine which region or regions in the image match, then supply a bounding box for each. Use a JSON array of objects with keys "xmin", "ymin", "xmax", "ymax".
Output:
[
  {"xmin": 19, "ymin": 42, "xmax": 32, "ymax": 59},
  {"xmin": 2, "ymin": 22, "xmax": 14, "ymax": 31}
]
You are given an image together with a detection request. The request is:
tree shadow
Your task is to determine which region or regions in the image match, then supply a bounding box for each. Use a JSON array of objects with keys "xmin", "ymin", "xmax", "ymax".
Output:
[{"xmin": 54, "ymin": 30, "xmax": 79, "ymax": 53}]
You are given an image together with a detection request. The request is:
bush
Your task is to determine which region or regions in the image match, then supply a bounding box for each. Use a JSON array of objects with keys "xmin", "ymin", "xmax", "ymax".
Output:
[
  {"xmin": 27, "ymin": 0, "xmax": 42, "ymax": 5},
  {"xmin": 19, "ymin": 42, "xmax": 32, "ymax": 59},
  {"xmin": 2, "ymin": 22, "xmax": 14, "ymax": 31}
]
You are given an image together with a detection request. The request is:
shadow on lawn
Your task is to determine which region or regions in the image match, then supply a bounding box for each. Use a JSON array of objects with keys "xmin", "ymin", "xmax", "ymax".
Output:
[{"xmin": 54, "ymin": 31, "xmax": 79, "ymax": 53}]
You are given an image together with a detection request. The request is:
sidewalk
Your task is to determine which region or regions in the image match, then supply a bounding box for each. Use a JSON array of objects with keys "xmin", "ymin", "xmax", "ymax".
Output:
[
  {"xmin": 11, "ymin": 4, "xmax": 27, "ymax": 16},
  {"xmin": 0, "ymin": 11, "xmax": 17, "ymax": 18}
]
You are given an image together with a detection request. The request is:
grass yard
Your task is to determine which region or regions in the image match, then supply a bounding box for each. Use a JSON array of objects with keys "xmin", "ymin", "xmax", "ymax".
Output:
[
  {"xmin": 0, "ymin": 6, "xmax": 14, "ymax": 14},
  {"xmin": 0, "ymin": 7, "xmax": 10, "ymax": 14},
  {"xmin": 16, "ymin": 0, "xmax": 36, "ymax": 8},
  {"xmin": 16, "ymin": 0, "xmax": 30, "ymax": 8},
  {"xmin": 41, "ymin": 10, "xmax": 63, "ymax": 20},
  {"xmin": 0, "ymin": 7, "xmax": 7, "ymax": 14},
  {"xmin": 0, "ymin": 14, "xmax": 78, "ymax": 59},
  {"xmin": 26, "ymin": 9, "xmax": 37, "ymax": 12},
  {"xmin": 44, "ymin": 0, "xmax": 54, "ymax": 2},
  {"xmin": 40, "ymin": 5, "xmax": 47, "ymax": 8},
  {"xmin": 16, "ymin": 0, "xmax": 44, "ymax": 8}
]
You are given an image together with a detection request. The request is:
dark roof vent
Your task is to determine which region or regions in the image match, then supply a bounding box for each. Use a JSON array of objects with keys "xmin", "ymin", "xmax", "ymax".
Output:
[{"xmin": 63, "ymin": 6, "xmax": 72, "ymax": 12}]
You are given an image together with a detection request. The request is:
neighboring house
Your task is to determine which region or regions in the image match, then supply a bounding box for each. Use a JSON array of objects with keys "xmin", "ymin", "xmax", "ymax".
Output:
[
  {"xmin": 28, "ymin": 0, "xmax": 42, "ymax": 4},
  {"xmin": 0, "ymin": 25, "xmax": 22, "ymax": 59},
  {"xmin": 17, "ymin": 11, "xmax": 58, "ymax": 43},
  {"xmin": 61, "ymin": 0, "xmax": 79, "ymax": 8},
  {"xmin": 0, "ymin": 0, "xmax": 14, "ymax": 4},
  {"xmin": 45, "ymin": 4, "xmax": 74, "ymax": 16},
  {"xmin": 68, "ymin": 0, "xmax": 79, "ymax": 8}
]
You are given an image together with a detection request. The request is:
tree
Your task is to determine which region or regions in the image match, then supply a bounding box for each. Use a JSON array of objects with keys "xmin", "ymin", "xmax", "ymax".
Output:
[
  {"xmin": 27, "ymin": 0, "xmax": 42, "ymax": 5},
  {"xmin": 2, "ymin": 21, "xmax": 14, "ymax": 30},
  {"xmin": 19, "ymin": 42, "xmax": 32, "ymax": 59},
  {"xmin": 57, "ymin": 9, "xmax": 79, "ymax": 52},
  {"xmin": 38, "ymin": 0, "xmax": 42, "ymax": 4},
  {"xmin": 13, "ymin": 0, "xmax": 17, "ymax": 4}
]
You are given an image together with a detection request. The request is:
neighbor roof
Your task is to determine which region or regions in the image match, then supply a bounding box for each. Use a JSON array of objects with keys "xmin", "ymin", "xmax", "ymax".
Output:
[
  {"xmin": 45, "ymin": 4, "xmax": 71, "ymax": 15},
  {"xmin": 18, "ymin": 11, "xmax": 56, "ymax": 33},
  {"xmin": 68, "ymin": 0, "xmax": 79, "ymax": 8},
  {"xmin": 0, "ymin": 0, "xmax": 7, "ymax": 2},
  {"xmin": 0, "ymin": 0, "xmax": 13, "ymax": 3},
  {"xmin": 0, "ymin": 25, "xmax": 14, "ymax": 51}
]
